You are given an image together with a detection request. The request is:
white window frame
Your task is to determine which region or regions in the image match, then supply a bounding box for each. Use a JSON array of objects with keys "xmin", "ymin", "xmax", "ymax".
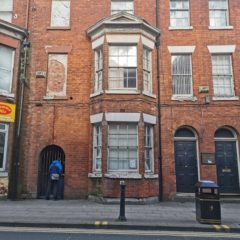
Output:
[
  {"xmin": 50, "ymin": 0, "xmax": 70, "ymax": 27},
  {"xmin": 211, "ymin": 54, "xmax": 235, "ymax": 98},
  {"xmin": 94, "ymin": 48, "xmax": 103, "ymax": 93},
  {"xmin": 93, "ymin": 124, "xmax": 102, "ymax": 172},
  {"xmin": 111, "ymin": 0, "xmax": 134, "ymax": 15},
  {"xmin": 143, "ymin": 47, "xmax": 152, "ymax": 94},
  {"xmin": 170, "ymin": 0, "xmax": 190, "ymax": 28},
  {"xmin": 0, "ymin": 124, "xmax": 9, "ymax": 171},
  {"xmin": 107, "ymin": 123, "xmax": 138, "ymax": 172},
  {"xmin": 208, "ymin": 0, "xmax": 229, "ymax": 28},
  {"xmin": 0, "ymin": 45, "xmax": 15, "ymax": 95},
  {"xmin": 108, "ymin": 45, "xmax": 137, "ymax": 90},
  {"xmin": 171, "ymin": 54, "xmax": 193, "ymax": 97},
  {"xmin": 144, "ymin": 124, "xmax": 154, "ymax": 173},
  {"xmin": 0, "ymin": 0, "xmax": 13, "ymax": 22}
]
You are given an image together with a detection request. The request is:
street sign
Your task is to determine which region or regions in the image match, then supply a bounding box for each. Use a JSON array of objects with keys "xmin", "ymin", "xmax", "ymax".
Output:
[{"xmin": 0, "ymin": 102, "xmax": 16, "ymax": 123}]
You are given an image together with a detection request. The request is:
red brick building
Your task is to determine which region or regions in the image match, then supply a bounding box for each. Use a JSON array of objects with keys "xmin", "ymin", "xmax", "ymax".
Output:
[
  {"xmin": 11, "ymin": 0, "xmax": 240, "ymax": 200},
  {"xmin": 0, "ymin": 1, "xmax": 28, "ymax": 198}
]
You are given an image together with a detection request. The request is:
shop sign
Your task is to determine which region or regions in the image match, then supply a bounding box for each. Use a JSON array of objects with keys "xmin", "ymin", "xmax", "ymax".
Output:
[{"xmin": 0, "ymin": 102, "xmax": 16, "ymax": 123}]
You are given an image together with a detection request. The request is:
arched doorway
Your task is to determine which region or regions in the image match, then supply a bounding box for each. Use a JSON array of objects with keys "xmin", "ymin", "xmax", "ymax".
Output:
[
  {"xmin": 174, "ymin": 127, "xmax": 199, "ymax": 193},
  {"xmin": 37, "ymin": 145, "xmax": 65, "ymax": 198},
  {"xmin": 215, "ymin": 128, "xmax": 240, "ymax": 193}
]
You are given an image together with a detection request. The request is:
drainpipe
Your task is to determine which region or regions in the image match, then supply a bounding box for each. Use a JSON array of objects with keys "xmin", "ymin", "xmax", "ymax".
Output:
[
  {"xmin": 156, "ymin": 0, "xmax": 163, "ymax": 201},
  {"xmin": 8, "ymin": 39, "xmax": 30, "ymax": 200}
]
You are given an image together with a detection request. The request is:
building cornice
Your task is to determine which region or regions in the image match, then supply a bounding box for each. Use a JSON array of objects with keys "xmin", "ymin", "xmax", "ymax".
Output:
[{"xmin": 0, "ymin": 19, "xmax": 28, "ymax": 41}]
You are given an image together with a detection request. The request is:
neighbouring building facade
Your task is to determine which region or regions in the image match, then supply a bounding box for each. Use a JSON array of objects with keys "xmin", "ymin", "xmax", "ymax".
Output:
[
  {"xmin": 8, "ymin": 0, "xmax": 240, "ymax": 200},
  {"xmin": 0, "ymin": 0, "xmax": 28, "ymax": 198}
]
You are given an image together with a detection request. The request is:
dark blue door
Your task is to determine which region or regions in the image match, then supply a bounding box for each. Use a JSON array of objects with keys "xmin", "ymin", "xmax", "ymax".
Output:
[
  {"xmin": 215, "ymin": 141, "xmax": 240, "ymax": 193},
  {"xmin": 175, "ymin": 141, "xmax": 198, "ymax": 193}
]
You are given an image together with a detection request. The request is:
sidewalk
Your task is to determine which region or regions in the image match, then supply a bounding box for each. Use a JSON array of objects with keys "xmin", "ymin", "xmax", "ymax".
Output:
[{"xmin": 0, "ymin": 199, "xmax": 239, "ymax": 233}]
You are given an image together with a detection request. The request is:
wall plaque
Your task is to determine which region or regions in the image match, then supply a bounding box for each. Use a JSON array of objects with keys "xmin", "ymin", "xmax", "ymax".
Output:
[{"xmin": 201, "ymin": 153, "xmax": 215, "ymax": 165}]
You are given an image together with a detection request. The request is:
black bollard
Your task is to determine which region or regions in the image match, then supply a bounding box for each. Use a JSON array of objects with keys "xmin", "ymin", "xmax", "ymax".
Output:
[{"xmin": 118, "ymin": 180, "xmax": 127, "ymax": 221}]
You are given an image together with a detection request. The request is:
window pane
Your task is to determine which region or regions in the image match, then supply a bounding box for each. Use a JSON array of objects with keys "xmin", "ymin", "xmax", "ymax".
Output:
[
  {"xmin": 111, "ymin": 1, "xmax": 134, "ymax": 15},
  {"xmin": 209, "ymin": 0, "xmax": 228, "ymax": 27},
  {"xmin": 212, "ymin": 55, "xmax": 233, "ymax": 97},
  {"xmin": 209, "ymin": 0, "xmax": 227, "ymax": 9},
  {"xmin": 172, "ymin": 55, "xmax": 192, "ymax": 95},
  {"xmin": 170, "ymin": 0, "xmax": 189, "ymax": 27},
  {"xmin": 0, "ymin": 125, "xmax": 7, "ymax": 170},
  {"xmin": 0, "ymin": 46, "xmax": 14, "ymax": 92},
  {"xmin": 109, "ymin": 46, "xmax": 137, "ymax": 90},
  {"xmin": 51, "ymin": 0, "xmax": 70, "ymax": 27},
  {"xmin": 93, "ymin": 125, "xmax": 102, "ymax": 171},
  {"xmin": 0, "ymin": 0, "xmax": 13, "ymax": 11},
  {"xmin": 144, "ymin": 125, "xmax": 153, "ymax": 172},
  {"xmin": 108, "ymin": 123, "xmax": 138, "ymax": 171}
]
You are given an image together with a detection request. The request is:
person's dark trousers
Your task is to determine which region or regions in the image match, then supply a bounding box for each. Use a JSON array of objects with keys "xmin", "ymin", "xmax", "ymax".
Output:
[{"xmin": 46, "ymin": 179, "xmax": 59, "ymax": 200}]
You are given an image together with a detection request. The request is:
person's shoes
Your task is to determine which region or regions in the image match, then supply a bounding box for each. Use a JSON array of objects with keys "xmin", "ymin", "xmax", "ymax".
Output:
[
  {"xmin": 53, "ymin": 198, "xmax": 58, "ymax": 201},
  {"xmin": 45, "ymin": 197, "xmax": 50, "ymax": 200}
]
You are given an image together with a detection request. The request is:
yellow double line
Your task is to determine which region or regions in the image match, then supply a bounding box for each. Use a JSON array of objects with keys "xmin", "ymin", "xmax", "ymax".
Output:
[
  {"xmin": 213, "ymin": 225, "xmax": 230, "ymax": 232},
  {"xmin": 95, "ymin": 221, "xmax": 109, "ymax": 226}
]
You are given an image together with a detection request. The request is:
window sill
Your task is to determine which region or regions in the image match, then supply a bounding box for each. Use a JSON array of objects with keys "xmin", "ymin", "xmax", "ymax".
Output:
[
  {"xmin": 0, "ymin": 92, "xmax": 15, "ymax": 98},
  {"xmin": 47, "ymin": 26, "xmax": 71, "ymax": 30},
  {"xmin": 90, "ymin": 91, "xmax": 104, "ymax": 98},
  {"xmin": 212, "ymin": 96, "xmax": 239, "ymax": 101},
  {"xmin": 144, "ymin": 173, "xmax": 158, "ymax": 179},
  {"xmin": 0, "ymin": 172, "xmax": 8, "ymax": 177},
  {"xmin": 105, "ymin": 90, "xmax": 141, "ymax": 95},
  {"xmin": 88, "ymin": 172, "xmax": 102, "ymax": 178},
  {"xmin": 208, "ymin": 26, "xmax": 233, "ymax": 30},
  {"xmin": 142, "ymin": 91, "xmax": 156, "ymax": 98},
  {"xmin": 171, "ymin": 95, "xmax": 197, "ymax": 101},
  {"xmin": 104, "ymin": 173, "xmax": 142, "ymax": 179},
  {"xmin": 169, "ymin": 26, "xmax": 193, "ymax": 31},
  {"xmin": 43, "ymin": 96, "xmax": 68, "ymax": 100}
]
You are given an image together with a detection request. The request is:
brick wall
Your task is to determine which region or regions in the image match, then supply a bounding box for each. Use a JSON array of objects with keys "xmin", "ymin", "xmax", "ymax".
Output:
[{"xmin": 15, "ymin": 0, "xmax": 240, "ymax": 199}]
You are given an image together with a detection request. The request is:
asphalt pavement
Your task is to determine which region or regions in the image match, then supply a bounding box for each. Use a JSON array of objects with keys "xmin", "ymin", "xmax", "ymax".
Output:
[{"xmin": 0, "ymin": 199, "xmax": 239, "ymax": 233}]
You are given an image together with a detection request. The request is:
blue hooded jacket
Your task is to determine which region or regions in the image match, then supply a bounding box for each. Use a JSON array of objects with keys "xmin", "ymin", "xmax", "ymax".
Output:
[{"xmin": 49, "ymin": 160, "xmax": 63, "ymax": 177}]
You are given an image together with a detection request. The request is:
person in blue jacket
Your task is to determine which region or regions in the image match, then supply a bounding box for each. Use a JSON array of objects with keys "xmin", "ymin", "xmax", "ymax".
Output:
[{"xmin": 45, "ymin": 160, "xmax": 63, "ymax": 200}]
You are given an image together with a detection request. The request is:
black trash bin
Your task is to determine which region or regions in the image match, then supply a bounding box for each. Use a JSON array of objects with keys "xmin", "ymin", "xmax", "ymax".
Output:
[{"xmin": 195, "ymin": 181, "xmax": 221, "ymax": 224}]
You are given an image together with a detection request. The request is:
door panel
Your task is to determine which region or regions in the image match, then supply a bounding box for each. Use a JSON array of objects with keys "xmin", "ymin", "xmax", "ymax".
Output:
[
  {"xmin": 175, "ymin": 141, "xmax": 198, "ymax": 193},
  {"xmin": 215, "ymin": 141, "xmax": 240, "ymax": 193}
]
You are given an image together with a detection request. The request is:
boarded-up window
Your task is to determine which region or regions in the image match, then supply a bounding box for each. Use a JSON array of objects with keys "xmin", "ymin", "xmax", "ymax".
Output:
[
  {"xmin": 47, "ymin": 54, "xmax": 68, "ymax": 97},
  {"xmin": 0, "ymin": 0, "xmax": 13, "ymax": 22},
  {"xmin": 51, "ymin": 0, "xmax": 70, "ymax": 27}
]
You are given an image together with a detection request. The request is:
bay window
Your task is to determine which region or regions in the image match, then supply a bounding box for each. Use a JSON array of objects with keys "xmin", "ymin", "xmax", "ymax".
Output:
[{"xmin": 109, "ymin": 46, "xmax": 137, "ymax": 90}]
